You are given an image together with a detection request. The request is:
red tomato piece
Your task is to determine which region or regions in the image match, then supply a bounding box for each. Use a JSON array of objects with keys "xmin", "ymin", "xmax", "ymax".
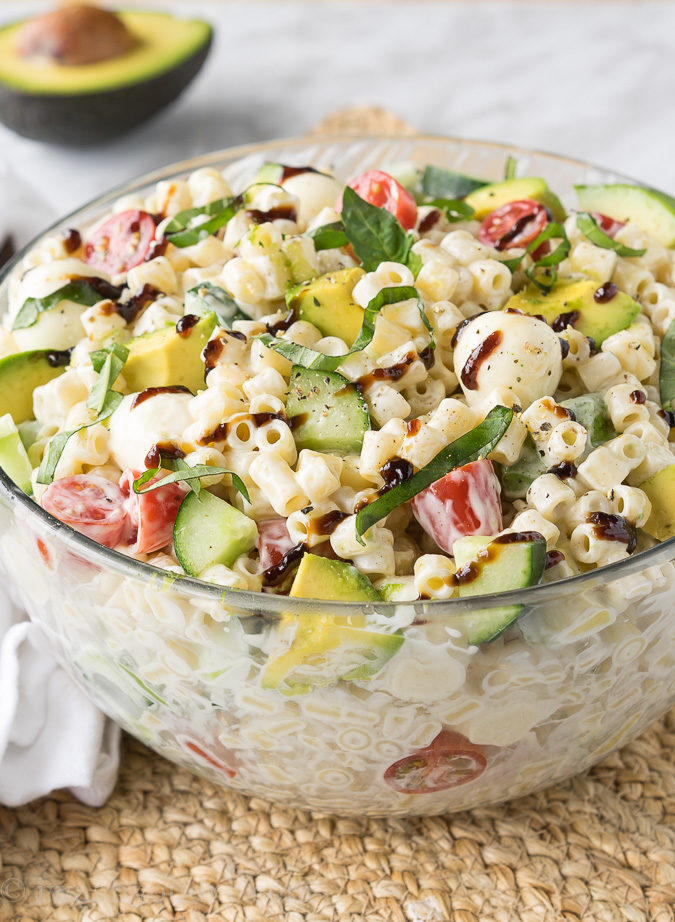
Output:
[
  {"xmin": 591, "ymin": 211, "xmax": 626, "ymax": 238},
  {"xmin": 411, "ymin": 458, "xmax": 502, "ymax": 556},
  {"xmin": 478, "ymin": 199, "xmax": 548, "ymax": 250},
  {"xmin": 384, "ymin": 728, "xmax": 487, "ymax": 794},
  {"xmin": 258, "ymin": 518, "xmax": 296, "ymax": 571},
  {"xmin": 41, "ymin": 474, "xmax": 130, "ymax": 548},
  {"xmin": 177, "ymin": 734, "xmax": 237, "ymax": 778},
  {"xmin": 337, "ymin": 169, "xmax": 418, "ymax": 230},
  {"xmin": 119, "ymin": 469, "xmax": 187, "ymax": 555},
  {"xmin": 84, "ymin": 209, "xmax": 156, "ymax": 275}
]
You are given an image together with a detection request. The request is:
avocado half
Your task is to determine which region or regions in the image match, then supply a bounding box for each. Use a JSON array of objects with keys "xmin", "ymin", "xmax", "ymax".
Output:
[{"xmin": 0, "ymin": 10, "xmax": 212, "ymax": 145}]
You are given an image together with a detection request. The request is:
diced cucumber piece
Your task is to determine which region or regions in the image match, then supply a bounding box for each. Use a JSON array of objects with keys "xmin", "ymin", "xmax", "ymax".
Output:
[
  {"xmin": 17, "ymin": 419, "xmax": 41, "ymax": 451},
  {"xmin": 0, "ymin": 413, "xmax": 33, "ymax": 493},
  {"xmin": 576, "ymin": 183, "xmax": 675, "ymax": 247},
  {"xmin": 286, "ymin": 365, "xmax": 370, "ymax": 453},
  {"xmin": 184, "ymin": 282, "xmax": 250, "ymax": 328},
  {"xmin": 453, "ymin": 533, "xmax": 547, "ymax": 644},
  {"xmin": 660, "ymin": 318, "xmax": 675, "ymax": 414},
  {"xmin": 173, "ymin": 489, "xmax": 258, "ymax": 576}
]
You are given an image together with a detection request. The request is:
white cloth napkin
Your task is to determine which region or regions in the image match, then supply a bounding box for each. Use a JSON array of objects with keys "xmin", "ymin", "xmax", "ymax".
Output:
[{"xmin": 0, "ymin": 156, "xmax": 122, "ymax": 807}]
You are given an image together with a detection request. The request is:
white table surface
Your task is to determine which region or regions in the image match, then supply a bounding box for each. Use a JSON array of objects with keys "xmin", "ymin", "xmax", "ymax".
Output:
[{"xmin": 2, "ymin": 1, "xmax": 675, "ymax": 227}]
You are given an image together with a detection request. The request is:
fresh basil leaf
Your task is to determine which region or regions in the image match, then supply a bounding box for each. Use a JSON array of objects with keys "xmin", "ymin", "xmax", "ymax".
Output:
[
  {"xmin": 86, "ymin": 342, "xmax": 129, "ymax": 414},
  {"xmin": 341, "ymin": 186, "xmax": 418, "ymax": 272},
  {"xmin": 307, "ymin": 222, "xmax": 349, "ymax": 251},
  {"xmin": 660, "ymin": 318, "xmax": 675, "ymax": 413},
  {"xmin": 504, "ymin": 155, "xmax": 517, "ymax": 180},
  {"xmin": 37, "ymin": 389, "xmax": 123, "ymax": 485},
  {"xmin": 132, "ymin": 464, "xmax": 250, "ymax": 503},
  {"xmin": 12, "ymin": 278, "xmax": 120, "ymax": 331},
  {"xmin": 355, "ymin": 406, "xmax": 513, "ymax": 539},
  {"xmin": 258, "ymin": 285, "xmax": 430, "ymax": 372},
  {"xmin": 407, "ymin": 249, "xmax": 423, "ymax": 280},
  {"xmin": 421, "ymin": 165, "xmax": 487, "ymax": 200},
  {"xmin": 164, "ymin": 193, "xmax": 245, "ymax": 248},
  {"xmin": 576, "ymin": 212, "xmax": 646, "ymax": 258},
  {"xmin": 425, "ymin": 198, "xmax": 475, "ymax": 222},
  {"xmin": 499, "ymin": 220, "xmax": 570, "ymax": 281},
  {"xmin": 185, "ymin": 281, "xmax": 250, "ymax": 328}
]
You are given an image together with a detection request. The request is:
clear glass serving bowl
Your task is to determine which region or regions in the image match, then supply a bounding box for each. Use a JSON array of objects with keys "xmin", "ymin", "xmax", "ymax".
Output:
[{"xmin": 0, "ymin": 136, "xmax": 673, "ymax": 816}]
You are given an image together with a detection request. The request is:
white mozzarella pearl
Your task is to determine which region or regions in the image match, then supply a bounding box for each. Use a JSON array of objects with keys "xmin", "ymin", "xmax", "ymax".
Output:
[{"xmin": 109, "ymin": 391, "xmax": 193, "ymax": 472}]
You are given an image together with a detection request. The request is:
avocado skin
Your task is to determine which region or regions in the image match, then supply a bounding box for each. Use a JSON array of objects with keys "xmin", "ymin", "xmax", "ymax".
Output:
[{"xmin": 0, "ymin": 35, "xmax": 211, "ymax": 146}]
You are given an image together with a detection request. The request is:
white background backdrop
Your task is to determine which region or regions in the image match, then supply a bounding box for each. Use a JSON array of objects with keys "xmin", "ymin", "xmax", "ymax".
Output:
[{"xmin": 2, "ymin": 1, "xmax": 675, "ymax": 220}]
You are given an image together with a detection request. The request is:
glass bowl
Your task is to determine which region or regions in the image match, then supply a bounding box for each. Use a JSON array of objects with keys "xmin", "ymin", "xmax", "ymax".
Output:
[{"xmin": 0, "ymin": 135, "xmax": 673, "ymax": 817}]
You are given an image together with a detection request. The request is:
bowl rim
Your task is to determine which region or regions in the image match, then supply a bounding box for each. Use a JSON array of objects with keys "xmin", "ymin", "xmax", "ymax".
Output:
[{"xmin": 1, "ymin": 131, "xmax": 673, "ymax": 616}]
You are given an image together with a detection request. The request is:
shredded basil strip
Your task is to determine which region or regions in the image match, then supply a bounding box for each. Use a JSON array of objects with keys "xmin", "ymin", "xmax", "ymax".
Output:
[
  {"xmin": 504, "ymin": 155, "xmax": 517, "ymax": 180},
  {"xmin": 576, "ymin": 212, "xmax": 646, "ymax": 258},
  {"xmin": 132, "ymin": 464, "xmax": 250, "ymax": 503},
  {"xmin": 355, "ymin": 406, "xmax": 513, "ymax": 540},
  {"xmin": 660, "ymin": 318, "xmax": 675, "ymax": 413},
  {"xmin": 307, "ymin": 221, "xmax": 349, "ymax": 251},
  {"xmin": 340, "ymin": 186, "xmax": 418, "ymax": 273},
  {"xmin": 12, "ymin": 278, "xmax": 117, "ymax": 331},
  {"xmin": 87, "ymin": 342, "xmax": 129, "ymax": 414},
  {"xmin": 185, "ymin": 281, "xmax": 250, "ymax": 328},
  {"xmin": 421, "ymin": 165, "xmax": 487, "ymax": 199},
  {"xmin": 425, "ymin": 198, "xmax": 475, "ymax": 222},
  {"xmin": 163, "ymin": 193, "xmax": 245, "ymax": 248},
  {"xmin": 257, "ymin": 285, "xmax": 432, "ymax": 372},
  {"xmin": 498, "ymin": 220, "xmax": 571, "ymax": 284},
  {"xmin": 37, "ymin": 390, "xmax": 123, "ymax": 485}
]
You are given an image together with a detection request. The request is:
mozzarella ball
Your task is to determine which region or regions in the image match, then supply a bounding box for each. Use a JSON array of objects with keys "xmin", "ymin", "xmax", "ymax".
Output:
[
  {"xmin": 109, "ymin": 391, "xmax": 193, "ymax": 471},
  {"xmin": 282, "ymin": 171, "xmax": 343, "ymax": 230},
  {"xmin": 453, "ymin": 310, "xmax": 563, "ymax": 409}
]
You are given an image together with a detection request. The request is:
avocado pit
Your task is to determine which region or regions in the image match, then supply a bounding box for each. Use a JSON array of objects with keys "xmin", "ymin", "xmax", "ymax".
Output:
[{"xmin": 16, "ymin": 4, "xmax": 135, "ymax": 67}]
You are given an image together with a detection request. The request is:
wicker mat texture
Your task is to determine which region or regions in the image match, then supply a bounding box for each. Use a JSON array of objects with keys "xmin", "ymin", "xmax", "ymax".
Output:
[{"xmin": 1, "ymin": 108, "xmax": 675, "ymax": 922}]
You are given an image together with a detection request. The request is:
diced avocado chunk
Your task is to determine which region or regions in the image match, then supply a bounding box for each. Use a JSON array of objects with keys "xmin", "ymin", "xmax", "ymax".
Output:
[
  {"xmin": 453, "ymin": 533, "xmax": 547, "ymax": 643},
  {"xmin": 465, "ymin": 177, "xmax": 566, "ymax": 221},
  {"xmin": 123, "ymin": 312, "xmax": 216, "ymax": 394},
  {"xmin": 0, "ymin": 348, "xmax": 68, "ymax": 424},
  {"xmin": 184, "ymin": 282, "xmax": 249, "ymax": 329},
  {"xmin": 287, "ymin": 267, "xmax": 365, "ymax": 345},
  {"xmin": 262, "ymin": 555, "xmax": 401, "ymax": 694},
  {"xmin": 173, "ymin": 489, "xmax": 258, "ymax": 576},
  {"xmin": 576, "ymin": 183, "xmax": 675, "ymax": 247},
  {"xmin": 286, "ymin": 365, "xmax": 370, "ymax": 453},
  {"xmin": 290, "ymin": 553, "xmax": 381, "ymax": 601},
  {"xmin": 640, "ymin": 465, "xmax": 675, "ymax": 541},
  {"xmin": 500, "ymin": 434, "xmax": 547, "ymax": 500},
  {"xmin": 505, "ymin": 278, "xmax": 639, "ymax": 345},
  {"xmin": 0, "ymin": 413, "xmax": 33, "ymax": 493},
  {"xmin": 560, "ymin": 393, "xmax": 617, "ymax": 458}
]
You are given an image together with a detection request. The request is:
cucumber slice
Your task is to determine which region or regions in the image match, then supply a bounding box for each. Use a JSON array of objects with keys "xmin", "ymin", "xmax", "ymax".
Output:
[
  {"xmin": 453, "ymin": 533, "xmax": 546, "ymax": 644},
  {"xmin": 0, "ymin": 413, "xmax": 33, "ymax": 493},
  {"xmin": 184, "ymin": 282, "xmax": 250, "ymax": 329},
  {"xmin": 286, "ymin": 365, "xmax": 370, "ymax": 453},
  {"xmin": 173, "ymin": 489, "xmax": 258, "ymax": 576},
  {"xmin": 575, "ymin": 183, "xmax": 675, "ymax": 247}
]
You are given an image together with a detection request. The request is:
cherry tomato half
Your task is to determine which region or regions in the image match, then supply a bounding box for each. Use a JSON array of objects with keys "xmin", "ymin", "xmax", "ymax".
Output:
[
  {"xmin": 338, "ymin": 170, "xmax": 418, "ymax": 230},
  {"xmin": 119, "ymin": 469, "xmax": 187, "ymax": 555},
  {"xmin": 41, "ymin": 474, "xmax": 130, "ymax": 548},
  {"xmin": 384, "ymin": 729, "xmax": 487, "ymax": 794},
  {"xmin": 478, "ymin": 199, "xmax": 548, "ymax": 251},
  {"xmin": 84, "ymin": 209, "xmax": 156, "ymax": 276},
  {"xmin": 591, "ymin": 211, "xmax": 626, "ymax": 239},
  {"xmin": 411, "ymin": 458, "xmax": 503, "ymax": 556},
  {"xmin": 258, "ymin": 518, "xmax": 296, "ymax": 571}
]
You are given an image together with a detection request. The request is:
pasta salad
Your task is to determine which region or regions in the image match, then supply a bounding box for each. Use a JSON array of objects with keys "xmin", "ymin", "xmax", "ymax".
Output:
[{"xmin": 1, "ymin": 158, "xmax": 674, "ymax": 649}]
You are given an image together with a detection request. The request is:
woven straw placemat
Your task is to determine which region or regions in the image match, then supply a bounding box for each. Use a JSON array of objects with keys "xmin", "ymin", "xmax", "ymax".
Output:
[{"xmin": 1, "ymin": 108, "xmax": 674, "ymax": 922}]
